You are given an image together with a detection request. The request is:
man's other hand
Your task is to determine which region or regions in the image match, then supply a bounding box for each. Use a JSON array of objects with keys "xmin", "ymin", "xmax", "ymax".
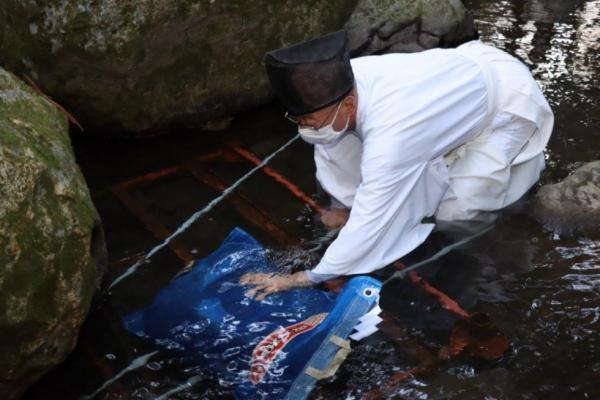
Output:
[
  {"xmin": 240, "ymin": 271, "xmax": 312, "ymax": 301},
  {"xmin": 321, "ymin": 208, "xmax": 349, "ymax": 230}
]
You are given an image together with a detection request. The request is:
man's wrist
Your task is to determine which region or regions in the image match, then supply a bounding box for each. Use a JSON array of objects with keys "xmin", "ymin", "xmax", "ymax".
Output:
[
  {"xmin": 305, "ymin": 270, "xmax": 338, "ymax": 283},
  {"xmin": 292, "ymin": 271, "xmax": 313, "ymax": 287},
  {"xmin": 329, "ymin": 196, "xmax": 346, "ymax": 209}
]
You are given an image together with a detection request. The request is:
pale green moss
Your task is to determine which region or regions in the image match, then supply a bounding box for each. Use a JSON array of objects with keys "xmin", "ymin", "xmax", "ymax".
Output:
[{"xmin": 1, "ymin": 0, "xmax": 358, "ymax": 134}]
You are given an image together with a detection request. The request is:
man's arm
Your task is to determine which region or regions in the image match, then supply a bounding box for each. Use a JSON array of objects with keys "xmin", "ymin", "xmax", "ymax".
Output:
[
  {"xmin": 314, "ymin": 133, "xmax": 362, "ymax": 209},
  {"xmin": 321, "ymin": 207, "xmax": 349, "ymax": 230},
  {"xmin": 312, "ymin": 155, "xmax": 449, "ymax": 276},
  {"xmin": 242, "ymin": 156, "xmax": 450, "ymax": 299}
]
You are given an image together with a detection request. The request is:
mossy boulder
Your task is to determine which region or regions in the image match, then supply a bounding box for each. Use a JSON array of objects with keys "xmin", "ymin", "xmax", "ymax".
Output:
[
  {"xmin": 0, "ymin": 0, "xmax": 475, "ymax": 136},
  {"xmin": 0, "ymin": 68, "xmax": 106, "ymax": 400},
  {"xmin": 0, "ymin": 0, "xmax": 358, "ymax": 135},
  {"xmin": 531, "ymin": 161, "xmax": 600, "ymax": 236}
]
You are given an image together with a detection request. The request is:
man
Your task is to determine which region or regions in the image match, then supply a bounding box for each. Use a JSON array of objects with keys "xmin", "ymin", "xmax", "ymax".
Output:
[{"xmin": 242, "ymin": 30, "xmax": 553, "ymax": 300}]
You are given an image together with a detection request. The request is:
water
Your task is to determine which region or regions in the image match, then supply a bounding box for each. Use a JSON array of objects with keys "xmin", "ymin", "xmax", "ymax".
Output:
[
  {"xmin": 107, "ymin": 133, "xmax": 301, "ymax": 290},
  {"xmin": 23, "ymin": 0, "xmax": 600, "ymax": 399}
]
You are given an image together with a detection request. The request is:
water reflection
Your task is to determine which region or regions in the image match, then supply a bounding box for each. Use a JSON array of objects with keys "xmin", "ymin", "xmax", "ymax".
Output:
[
  {"xmin": 573, "ymin": 1, "xmax": 600, "ymax": 87},
  {"xmin": 468, "ymin": 0, "xmax": 599, "ymax": 103},
  {"xmin": 317, "ymin": 1, "xmax": 600, "ymax": 398},
  {"xmin": 467, "ymin": 0, "xmax": 600, "ymax": 184}
]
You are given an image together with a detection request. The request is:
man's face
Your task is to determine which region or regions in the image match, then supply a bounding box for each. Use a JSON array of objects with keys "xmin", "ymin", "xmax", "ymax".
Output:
[{"xmin": 294, "ymin": 91, "xmax": 357, "ymax": 132}]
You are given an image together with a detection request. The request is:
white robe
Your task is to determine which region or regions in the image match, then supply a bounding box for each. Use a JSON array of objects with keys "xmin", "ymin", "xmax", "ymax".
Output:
[{"xmin": 310, "ymin": 41, "xmax": 554, "ymax": 277}]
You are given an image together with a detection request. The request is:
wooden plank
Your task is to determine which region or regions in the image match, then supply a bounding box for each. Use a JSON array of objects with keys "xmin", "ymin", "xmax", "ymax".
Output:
[{"xmin": 227, "ymin": 144, "xmax": 325, "ymax": 214}]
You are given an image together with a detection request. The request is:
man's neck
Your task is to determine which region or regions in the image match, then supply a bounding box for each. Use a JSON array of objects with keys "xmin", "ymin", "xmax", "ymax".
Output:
[{"xmin": 349, "ymin": 86, "xmax": 358, "ymax": 131}]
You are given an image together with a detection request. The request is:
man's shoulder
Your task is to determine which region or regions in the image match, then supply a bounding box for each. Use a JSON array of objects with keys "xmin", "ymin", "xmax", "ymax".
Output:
[
  {"xmin": 350, "ymin": 53, "xmax": 405, "ymax": 69},
  {"xmin": 351, "ymin": 47, "xmax": 469, "ymax": 71}
]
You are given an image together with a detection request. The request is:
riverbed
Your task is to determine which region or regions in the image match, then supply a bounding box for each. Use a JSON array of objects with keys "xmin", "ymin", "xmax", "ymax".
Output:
[{"xmin": 24, "ymin": 0, "xmax": 600, "ymax": 399}]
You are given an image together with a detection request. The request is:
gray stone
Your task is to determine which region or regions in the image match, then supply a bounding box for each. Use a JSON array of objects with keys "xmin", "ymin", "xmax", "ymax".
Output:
[
  {"xmin": 531, "ymin": 161, "xmax": 600, "ymax": 235},
  {"xmin": 0, "ymin": 0, "xmax": 475, "ymax": 136},
  {"xmin": 0, "ymin": 68, "xmax": 106, "ymax": 400},
  {"xmin": 345, "ymin": 0, "xmax": 477, "ymax": 56}
]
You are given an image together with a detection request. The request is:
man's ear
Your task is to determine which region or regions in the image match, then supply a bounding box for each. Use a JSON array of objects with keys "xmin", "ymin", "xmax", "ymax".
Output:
[
  {"xmin": 344, "ymin": 93, "xmax": 356, "ymax": 111},
  {"xmin": 346, "ymin": 93, "xmax": 357, "ymax": 117}
]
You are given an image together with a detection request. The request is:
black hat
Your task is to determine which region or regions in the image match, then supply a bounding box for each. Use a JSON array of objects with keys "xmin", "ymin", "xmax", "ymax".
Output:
[{"xmin": 265, "ymin": 30, "xmax": 355, "ymax": 117}]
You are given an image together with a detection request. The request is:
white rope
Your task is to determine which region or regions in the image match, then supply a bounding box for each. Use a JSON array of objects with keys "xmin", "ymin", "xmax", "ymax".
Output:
[
  {"xmin": 79, "ymin": 351, "xmax": 159, "ymax": 400},
  {"xmin": 383, "ymin": 224, "xmax": 494, "ymax": 285},
  {"xmin": 108, "ymin": 134, "xmax": 300, "ymax": 290},
  {"xmin": 154, "ymin": 375, "xmax": 205, "ymax": 400}
]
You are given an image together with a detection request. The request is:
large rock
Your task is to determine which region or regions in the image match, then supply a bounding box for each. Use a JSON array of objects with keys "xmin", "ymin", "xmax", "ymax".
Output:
[
  {"xmin": 0, "ymin": 68, "xmax": 106, "ymax": 399},
  {"xmin": 0, "ymin": 0, "xmax": 358, "ymax": 135},
  {"xmin": 531, "ymin": 161, "xmax": 600, "ymax": 235},
  {"xmin": 346, "ymin": 0, "xmax": 477, "ymax": 55},
  {"xmin": 0, "ymin": 0, "xmax": 475, "ymax": 136}
]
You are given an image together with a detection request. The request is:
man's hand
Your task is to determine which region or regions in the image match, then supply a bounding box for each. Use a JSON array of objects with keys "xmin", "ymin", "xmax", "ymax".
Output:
[
  {"xmin": 240, "ymin": 271, "xmax": 312, "ymax": 301},
  {"xmin": 321, "ymin": 208, "xmax": 349, "ymax": 230}
]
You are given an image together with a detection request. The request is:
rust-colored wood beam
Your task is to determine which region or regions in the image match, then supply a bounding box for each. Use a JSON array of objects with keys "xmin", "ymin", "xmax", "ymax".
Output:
[
  {"xmin": 227, "ymin": 144, "xmax": 325, "ymax": 214},
  {"xmin": 92, "ymin": 151, "xmax": 226, "ymax": 198},
  {"xmin": 393, "ymin": 262, "xmax": 469, "ymax": 318}
]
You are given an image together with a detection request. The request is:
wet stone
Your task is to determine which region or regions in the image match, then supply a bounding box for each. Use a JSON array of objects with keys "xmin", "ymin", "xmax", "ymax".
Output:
[
  {"xmin": 531, "ymin": 161, "xmax": 600, "ymax": 236},
  {"xmin": 346, "ymin": 0, "xmax": 477, "ymax": 56}
]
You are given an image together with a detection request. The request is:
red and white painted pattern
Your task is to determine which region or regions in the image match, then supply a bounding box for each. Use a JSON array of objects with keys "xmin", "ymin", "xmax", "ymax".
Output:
[{"xmin": 249, "ymin": 313, "xmax": 328, "ymax": 384}]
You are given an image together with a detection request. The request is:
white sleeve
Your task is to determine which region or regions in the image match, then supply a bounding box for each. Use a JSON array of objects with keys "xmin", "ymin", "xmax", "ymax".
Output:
[
  {"xmin": 314, "ymin": 132, "xmax": 362, "ymax": 209},
  {"xmin": 312, "ymin": 146, "xmax": 449, "ymax": 276}
]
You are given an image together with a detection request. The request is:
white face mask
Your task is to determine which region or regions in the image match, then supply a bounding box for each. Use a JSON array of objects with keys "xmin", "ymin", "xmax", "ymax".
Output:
[{"xmin": 298, "ymin": 102, "xmax": 349, "ymax": 145}]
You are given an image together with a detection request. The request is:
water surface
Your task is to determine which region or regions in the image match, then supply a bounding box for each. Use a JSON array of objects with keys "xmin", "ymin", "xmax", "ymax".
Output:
[{"xmin": 24, "ymin": 0, "xmax": 600, "ymax": 399}]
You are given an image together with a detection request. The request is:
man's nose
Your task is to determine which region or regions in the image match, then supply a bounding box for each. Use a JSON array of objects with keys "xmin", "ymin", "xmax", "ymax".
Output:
[{"xmin": 298, "ymin": 118, "xmax": 316, "ymax": 128}]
